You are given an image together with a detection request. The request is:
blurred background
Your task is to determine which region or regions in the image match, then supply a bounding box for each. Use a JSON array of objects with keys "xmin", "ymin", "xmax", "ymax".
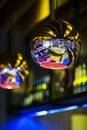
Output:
[{"xmin": 0, "ymin": 0, "xmax": 87, "ymax": 130}]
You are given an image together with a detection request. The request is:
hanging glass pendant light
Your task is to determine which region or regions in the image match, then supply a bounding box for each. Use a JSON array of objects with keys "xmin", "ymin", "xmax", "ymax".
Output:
[
  {"xmin": 31, "ymin": 19, "xmax": 81, "ymax": 69},
  {"xmin": 0, "ymin": 53, "xmax": 29, "ymax": 89}
]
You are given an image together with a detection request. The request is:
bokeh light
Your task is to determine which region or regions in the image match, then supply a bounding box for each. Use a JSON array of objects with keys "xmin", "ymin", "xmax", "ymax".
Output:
[{"xmin": 0, "ymin": 53, "xmax": 29, "ymax": 89}]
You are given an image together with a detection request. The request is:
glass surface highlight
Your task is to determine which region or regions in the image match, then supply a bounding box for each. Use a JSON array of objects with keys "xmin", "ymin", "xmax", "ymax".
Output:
[{"xmin": 31, "ymin": 19, "xmax": 81, "ymax": 69}]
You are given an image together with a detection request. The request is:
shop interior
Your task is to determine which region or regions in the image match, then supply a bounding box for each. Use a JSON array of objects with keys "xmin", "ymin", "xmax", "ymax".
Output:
[{"xmin": 0, "ymin": 0, "xmax": 87, "ymax": 130}]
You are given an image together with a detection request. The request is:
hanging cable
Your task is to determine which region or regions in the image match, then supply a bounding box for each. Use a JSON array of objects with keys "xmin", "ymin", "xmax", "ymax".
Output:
[
  {"xmin": 74, "ymin": 0, "xmax": 80, "ymax": 31},
  {"xmin": 49, "ymin": 0, "xmax": 58, "ymax": 20}
]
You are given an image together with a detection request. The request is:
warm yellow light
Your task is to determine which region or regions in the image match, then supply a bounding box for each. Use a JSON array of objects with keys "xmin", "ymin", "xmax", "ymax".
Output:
[
  {"xmin": 15, "ymin": 59, "xmax": 21, "ymax": 67},
  {"xmin": 20, "ymin": 64, "xmax": 24, "ymax": 68},
  {"xmin": 22, "ymin": 61, "xmax": 27, "ymax": 65},
  {"xmin": 37, "ymin": 0, "xmax": 50, "ymax": 22},
  {"xmin": 48, "ymin": 31, "xmax": 56, "ymax": 37},
  {"xmin": 11, "ymin": 77, "xmax": 15, "ymax": 82},
  {"xmin": 33, "ymin": 36, "xmax": 52, "ymax": 43},
  {"xmin": 51, "ymin": 55, "xmax": 61, "ymax": 62},
  {"xmin": 0, "ymin": 64, "xmax": 4, "ymax": 68},
  {"xmin": 64, "ymin": 30, "xmax": 70, "ymax": 36},
  {"xmin": 64, "ymin": 24, "xmax": 73, "ymax": 37},
  {"xmin": 36, "ymin": 83, "xmax": 47, "ymax": 90},
  {"xmin": 24, "ymin": 70, "xmax": 29, "ymax": 75},
  {"xmin": 71, "ymin": 115, "xmax": 87, "ymax": 130},
  {"xmin": 20, "ymin": 64, "xmax": 28, "ymax": 69},
  {"xmin": 68, "ymin": 36, "xmax": 74, "ymax": 40},
  {"xmin": 18, "ymin": 53, "xmax": 23, "ymax": 60},
  {"xmin": 67, "ymin": 25, "xmax": 73, "ymax": 30},
  {"xmin": 8, "ymin": 63, "xmax": 11, "ymax": 67},
  {"xmin": 75, "ymin": 32, "xmax": 79, "ymax": 40},
  {"xmin": 42, "ymin": 83, "xmax": 47, "ymax": 89}
]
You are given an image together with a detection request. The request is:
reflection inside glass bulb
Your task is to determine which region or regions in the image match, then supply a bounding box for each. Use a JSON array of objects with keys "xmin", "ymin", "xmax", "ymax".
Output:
[
  {"xmin": 0, "ymin": 67, "xmax": 25, "ymax": 89},
  {"xmin": 31, "ymin": 38, "xmax": 77, "ymax": 69},
  {"xmin": 0, "ymin": 52, "xmax": 29, "ymax": 89},
  {"xmin": 31, "ymin": 19, "xmax": 81, "ymax": 69}
]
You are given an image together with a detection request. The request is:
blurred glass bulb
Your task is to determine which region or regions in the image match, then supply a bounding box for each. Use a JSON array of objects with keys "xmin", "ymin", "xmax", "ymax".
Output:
[
  {"xmin": 0, "ymin": 52, "xmax": 29, "ymax": 89},
  {"xmin": 31, "ymin": 19, "xmax": 81, "ymax": 69}
]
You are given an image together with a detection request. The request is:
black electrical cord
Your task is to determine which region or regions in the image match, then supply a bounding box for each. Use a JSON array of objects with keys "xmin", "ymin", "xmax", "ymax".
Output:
[{"xmin": 74, "ymin": 0, "xmax": 80, "ymax": 31}]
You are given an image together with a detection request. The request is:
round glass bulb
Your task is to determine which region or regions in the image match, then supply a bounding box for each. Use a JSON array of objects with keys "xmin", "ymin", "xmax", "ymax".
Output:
[
  {"xmin": 0, "ymin": 53, "xmax": 28, "ymax": 89},
  {"xmin": 0, "ymin": 67, "xmax": 24, "ymax": 89},
  {"xmin": 31, "ymin": 19, "xmax": 81, "ymax": 69}
]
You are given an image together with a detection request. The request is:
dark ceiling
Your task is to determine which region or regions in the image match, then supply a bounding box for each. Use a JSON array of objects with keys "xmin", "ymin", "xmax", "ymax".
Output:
[
  {"xmin": 0, "ymin": 0, "xmax": 87, "ymax": 37},
  {"xmin": 0, "ymin": 0, "xmax": 38, "ymax": 36},
  {"xmin": 0, "ymin": 0, "xmax": 42, "ymax": 59}
]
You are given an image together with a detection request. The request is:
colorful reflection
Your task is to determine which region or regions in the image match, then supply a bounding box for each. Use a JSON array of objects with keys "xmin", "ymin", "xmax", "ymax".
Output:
[
  {"xmin": 0, "ymin": 67, "xmax": 24, "ymax": 89},
  {"xmin": 0, "ymin": 53, "xmax": 29, "ymax": 89},
  {"xmin": 31, "ymin": 19, "xmax": 81, "ymax": 69}
]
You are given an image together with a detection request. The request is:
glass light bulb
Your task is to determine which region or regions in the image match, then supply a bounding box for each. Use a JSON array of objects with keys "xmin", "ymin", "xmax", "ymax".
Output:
[
  {"xmin": 31, "ymin": 19, "xmax": 81, "ymax": 69},
  {"xmin": 0, "ymin": 52, "xmax": 29, "ymax": 89}
]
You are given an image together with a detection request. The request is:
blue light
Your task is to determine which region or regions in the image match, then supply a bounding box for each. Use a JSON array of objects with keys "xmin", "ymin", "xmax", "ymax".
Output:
[
  {"xmin": 5, "ymin": 116, "xmax": 42, "ymax": 130},
  {"xmin": 13, "ymin": 103, "xmax": 87, "ymax": 117},
  {"xmin": 15, "ymin": 75, "xmax": 22, "ymax": 85},
  {"xmin": 34, "ymin": 110, "xmax": 48, "ymax": 116},
  {"xmin": 48, "ymin": 105, "xmax": 79, "ymax": 114},
  {"xmin": 28, "ymin": 105, "xmax": 79, "ymax": 117},
  {"xmin": 82, "ymin": 103, "xmax": 87, "ymax": 108}
]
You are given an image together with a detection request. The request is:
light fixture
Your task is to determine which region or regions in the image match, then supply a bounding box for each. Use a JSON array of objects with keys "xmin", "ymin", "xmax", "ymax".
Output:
[
  {"xmin": 31, "ymin": 19, "xmax": 81, "ymax": 69},
  {"xmin": 0, "ymin": 52, "xmax": 29, "ymax": 89}
]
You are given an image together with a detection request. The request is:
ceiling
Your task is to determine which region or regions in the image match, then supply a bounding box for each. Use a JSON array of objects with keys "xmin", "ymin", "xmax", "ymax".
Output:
[
  {"xmin": 0, "ymin": 0, "xmax": 39, "ymax": 36},
  {"xmin": 0, "ymin": 0, "xmax": 87, "ymax": 37},
  {"xmin": 0, "ymin": 0, "xmax": 73, "ymax": 38}
]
